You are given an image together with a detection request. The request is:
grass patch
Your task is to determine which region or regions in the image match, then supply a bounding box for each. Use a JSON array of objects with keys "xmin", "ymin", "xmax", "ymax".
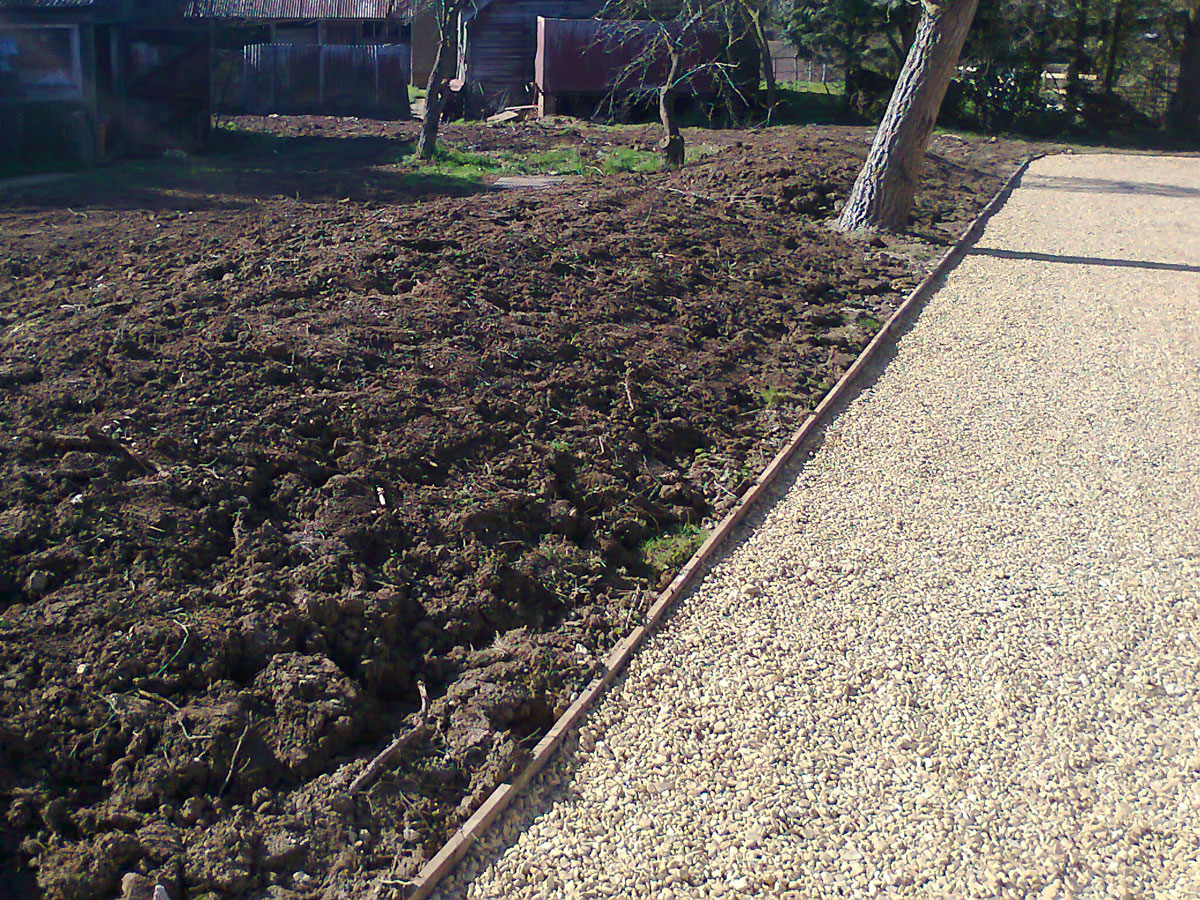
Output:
[
  {"xmin": 403, "ymin": 146, "xmax": 505, "ymax": 179},
  {"xmin": 601, "ymin": 147, "xmax": 661, "ymax": 174},
  {"xmin": 856, "ymin": 313, "xmax": 883, "ymax": 332},
  {"xmin": 777, "ymin": 79, "xmax": 845, "ymax": 96},
  {"xmin": 500, "ymin": 147, "xmax": 589, "ymax": 175},
  {"xmin": 401, "ymin": 136, "xmax": 718, "ymax": 185},
  {"xmin": 759, "ymin": 385, "xmax": 802, "ymax": 407},
  {"xmin": 642, "ymin": 525, "xmax": 708, "ymax": 572},
  {"xmin": 770, "ymin": 84, "xmax": 855, "ymax": 126}
]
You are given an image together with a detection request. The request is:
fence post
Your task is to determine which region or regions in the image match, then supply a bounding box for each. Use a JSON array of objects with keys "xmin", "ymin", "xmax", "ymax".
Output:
[{"xmin": 319, "ymin": 46, "xmax": 326, "ymax": 107}]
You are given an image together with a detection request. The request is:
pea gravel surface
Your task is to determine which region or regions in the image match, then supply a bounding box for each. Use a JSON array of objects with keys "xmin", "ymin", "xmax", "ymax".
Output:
[{"xmin": 431, "ymin": 154, "xmax": 1200, "ymax": 900}]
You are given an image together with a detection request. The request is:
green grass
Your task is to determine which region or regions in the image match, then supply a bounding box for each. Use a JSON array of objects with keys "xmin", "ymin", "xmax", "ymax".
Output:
[
  {"xmin": 402, "ymin": 146, "xmax": 505, "ymax": 179},
  {"xmin": 777, "ymin": 79, "xmax": 845, "ymax": 96},
  {"xmin": 405, "ymin": 145, "xmax": 587, "ymax": 179},
  {"xmin": 642, "ymin": 525, "xmax": 708, "ymax": 572},
  {"xmin": 404, "ymin": 140, "xmax": 717, "ymax": 182},
  {"xmin": 601, "ymin": 147, "xmax": 661, "ymax": 174},
  {"xmin": 769, "ymin": 83, "xmax": 855, "ymax": 126},
  {"xmin": 758, "ymin": 385, "xmax": 802, "ymax": 408},
  {"xmin": 501, "ymin": 147, "xmax": 589, "ymax": 175}
]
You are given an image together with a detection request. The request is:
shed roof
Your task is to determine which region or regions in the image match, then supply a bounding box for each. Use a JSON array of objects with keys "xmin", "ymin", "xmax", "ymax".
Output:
[
  {"xmin": 184, "ymin": 0, "xmax": 409, "ymax": 18},
  {"xmin": 0, "ymin": 0, "xmax": 103, "ymax": 8}
]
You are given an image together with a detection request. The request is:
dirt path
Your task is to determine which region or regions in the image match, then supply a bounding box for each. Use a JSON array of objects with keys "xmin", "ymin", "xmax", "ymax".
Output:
[{"xmin": 435, "ymin": 154, "xmax": 1200, "ymax": 900}]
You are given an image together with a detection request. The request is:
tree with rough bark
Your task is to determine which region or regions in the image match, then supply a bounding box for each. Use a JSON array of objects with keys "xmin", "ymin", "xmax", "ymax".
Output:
[
  {"xmin": 741, "ymin": 0, "xmax": 779, "ymax": 117},
  {"xmin": 415, "ymin": 0, "xmax": 469, "ymax": 160},
  {"xmin": 835, "ymin": 0, "xmax": 980, "ymax": 232},
  {"xmin": 1167, "ymin": 0, "xmax": 1200, "ymax": 136},
  {"xmin": 596, "ymin": 1, "xmax": 758, "ymax": 169}
]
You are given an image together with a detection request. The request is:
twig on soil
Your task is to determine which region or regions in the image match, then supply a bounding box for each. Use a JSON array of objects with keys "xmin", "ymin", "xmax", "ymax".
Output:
[
  {"xmin": 624, "ymin": 369, "xmax": 637, "ymax": 414},
  {"xmin": 348, "ymin": 680, "xmax": 430, "ymax": 796},
  {"xmin": 135, "ymin": 689, "xmax": 210, "ymax": 742},
  {"xmin": 220, "ymin": 722, "xmax": 250, "ymax": 796},
  {"xmin": 36, "ymin": 425, "xmax": 162, "ymax": 474},
  {"xmin": 654, "ymin": 185, "xmax": 712, "ymax": 202}
]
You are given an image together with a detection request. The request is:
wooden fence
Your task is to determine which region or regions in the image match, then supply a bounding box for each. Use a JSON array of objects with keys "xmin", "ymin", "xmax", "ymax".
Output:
[{"xmin": 213, "ymin": 43, "xmax": 410, "ymax": 119}]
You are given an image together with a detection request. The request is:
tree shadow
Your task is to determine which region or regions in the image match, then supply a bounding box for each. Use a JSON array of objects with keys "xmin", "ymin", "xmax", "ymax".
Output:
[
  {"xmin": 0, "ymin": 130, "xmax": 485, "ymax": 214},
  {"xmin": 1022, "ymin": 173, "xmax": 1200, "ymax": 199},
  {"xmin": 967, "ymin": 247, "xmax": 1200, "ymax": 274}
]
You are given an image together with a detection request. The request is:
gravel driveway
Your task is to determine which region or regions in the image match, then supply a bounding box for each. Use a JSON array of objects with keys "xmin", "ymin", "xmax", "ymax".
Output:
[{"xmin": 431, "ymin": 154, "xmax": 1200, "ymax": 900}]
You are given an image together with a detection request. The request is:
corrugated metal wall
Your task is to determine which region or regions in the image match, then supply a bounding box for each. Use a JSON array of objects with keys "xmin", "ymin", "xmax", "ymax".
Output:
[
  {"xmin": 213, "ymin": 41, "xmax": 410, "ymax": 117},
  {"xmin": 535, "ymin": 18, "xmax": 730, "ymax": 96},
  {"xmin": 461, "ymin": 0, "xmax": 602, "ymax": 105},
  {"xmin": 186, "ymin": 0, "xmax": 409, "ymax": 19}
]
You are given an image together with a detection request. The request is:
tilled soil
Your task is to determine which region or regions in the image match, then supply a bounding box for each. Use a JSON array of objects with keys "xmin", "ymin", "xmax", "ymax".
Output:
[{"xmin": 0, "ymin": 116, "xmax": 1031, "ymax": 900}]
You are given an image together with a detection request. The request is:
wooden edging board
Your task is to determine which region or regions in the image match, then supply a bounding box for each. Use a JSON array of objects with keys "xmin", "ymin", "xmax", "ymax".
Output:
[{"xmin": 403, "ymin": 155, "xmax": 1039, "ymax": 900}]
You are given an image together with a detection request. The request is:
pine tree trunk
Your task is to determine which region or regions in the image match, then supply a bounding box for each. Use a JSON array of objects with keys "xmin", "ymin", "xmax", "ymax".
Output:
[
  {"xmin": 835, "ymin": 0, "xmax": 980, "ymax": 233},
  {"xmin": 416, "ymin": 13, "xmax": 451, "ymax": 161},
  {"xmin": 1167, "ymin": 2, "xmax": 1200, "ymax": 138},
  {"xmin": 658, "ymin": 46, "xmax": 684, "ymax": 169}
]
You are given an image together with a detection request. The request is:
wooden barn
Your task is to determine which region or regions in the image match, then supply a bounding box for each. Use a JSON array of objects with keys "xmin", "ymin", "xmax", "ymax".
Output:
[
  {"xmin": 186, "ymin": 0, "xmax": 413, "ymax": 118},
  {"xmin": 0, "ymin": 0, "xmax": 210, "ymax": 163},
  {"xmin": 455, "ymin": 0, "xmax": 603, "ymax": 111}
]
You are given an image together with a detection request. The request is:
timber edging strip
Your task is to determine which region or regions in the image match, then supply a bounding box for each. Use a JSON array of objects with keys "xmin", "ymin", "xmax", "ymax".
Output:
[{"xmin": 402, "ymin": 155, "xmax": 1039, "ymax": 900}]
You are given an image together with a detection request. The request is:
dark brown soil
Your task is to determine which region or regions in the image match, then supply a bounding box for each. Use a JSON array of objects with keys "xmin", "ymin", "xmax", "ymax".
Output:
[{"xmin": 0, "ymin": 116, "xmax": 1033, "ymax": 900}]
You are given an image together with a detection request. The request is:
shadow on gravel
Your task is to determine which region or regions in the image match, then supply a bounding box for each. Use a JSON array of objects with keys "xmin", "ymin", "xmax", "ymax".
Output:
[
  {"xmin": 967, "ymin": 247, "xmax": 1200, "ymax": 274},
  {"xmin": 1024, "ymin": 174, "xmax": 1200, "ymax": 198}
]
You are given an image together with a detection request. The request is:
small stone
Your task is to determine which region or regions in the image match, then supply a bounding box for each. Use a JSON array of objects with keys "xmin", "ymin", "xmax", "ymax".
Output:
[
  {"xmin": 121, "ymin": 874, "xmax": 154, "ymax": 900},
  {"xmin": 24, "ymin": 571, "xmax": 50, "ymax": 595}
]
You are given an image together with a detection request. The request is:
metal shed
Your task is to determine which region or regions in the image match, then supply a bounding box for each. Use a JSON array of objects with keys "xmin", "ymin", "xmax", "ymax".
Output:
[{"xmin": 1, "ymin": 0, "xmax": 211, "ymax": 162}]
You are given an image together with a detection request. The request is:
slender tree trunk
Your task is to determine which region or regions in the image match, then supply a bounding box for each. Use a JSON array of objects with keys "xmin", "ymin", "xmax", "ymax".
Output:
[
  {"xmin": 1065, "ymin": 0, "xmax": 1091, "ymax": 116},
  {"xmin": 751, "ymin": 10, "xmax": 777, "ymax": 118},
  {"xmin": 842, "ymin": 23, "xmax": 858, "ymax": 112},
  {"xmin": 416, "ymin": 9, "xmax": 451, "ymax": 161},
  {"xmin": 658, "ymin": 45, "xmax": 684, "ymax": 168},
  {"xmin": 1167, "ymin": 1, "xmax": 1200, "ymax": 137},
  {"xmin": 835, "ymin": 0, "xmax": 980, "ymax": 233},
  {"xmin": 1102, "ymin": 0, "xmax": 1126, "ymax": 95}
]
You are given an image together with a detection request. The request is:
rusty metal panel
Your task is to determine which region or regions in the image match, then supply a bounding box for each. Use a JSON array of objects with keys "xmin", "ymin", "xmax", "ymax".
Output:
[
  {"xmin": 460, "ymin": 0, "xmax": 599, "ymax": 102},
  {"xmin": 0, "ymin": 0, "xmax": 101, "ymax": 8},
  {"xmin": 535, "ymin": 16, "xmax": 724, "ymax": 95},
  {"xmin": 185, "ymin": 0, "xmax": 411, "ymax": 20}
]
